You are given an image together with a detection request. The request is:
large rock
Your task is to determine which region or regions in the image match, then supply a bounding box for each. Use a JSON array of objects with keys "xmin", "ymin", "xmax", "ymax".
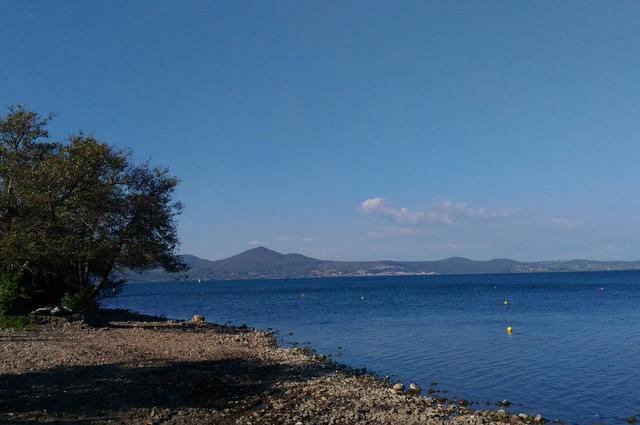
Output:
[
  {"xmin": 191, "ymin": 315, "xmax": 206, "ymax": 325},
  {"xmin": 391, "ymin": 383, "xmax": 404, "ymax": 394},
  {"xmin": 50, "ymin": 306, "xmax": 64, "ymax": 316},
  {"xmin": 408, "ymin": 383, "xmax": 421, "ymax": 395}
]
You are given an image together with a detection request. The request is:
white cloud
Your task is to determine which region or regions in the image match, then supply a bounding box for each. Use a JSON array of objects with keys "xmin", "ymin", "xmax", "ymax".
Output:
[
  {"xmin": 360, "ymin": 197, "xmax": 516, "ymax": 226},
  {"xmin": 248, "ymin": 240, "xmax": 261, "ymax": 246}
]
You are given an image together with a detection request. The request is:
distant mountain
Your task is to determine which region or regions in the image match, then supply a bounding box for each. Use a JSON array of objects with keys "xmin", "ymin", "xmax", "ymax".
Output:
[{"xmin": 120, "ymin": 246, "xmax": 640, "ymax": 283}]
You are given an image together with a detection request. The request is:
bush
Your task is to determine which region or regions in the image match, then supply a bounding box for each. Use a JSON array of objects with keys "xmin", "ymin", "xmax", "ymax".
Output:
[
  {"xmin": 0, "ymin": 314, "xmax": 34, "ymax": 330},
  {"xmin": 61, "ymin": 288, "xmax": 98, "ymax": 314},
  {"xmin": 0, "ymin": 276, "xmax": 32, "ymax": 316}
]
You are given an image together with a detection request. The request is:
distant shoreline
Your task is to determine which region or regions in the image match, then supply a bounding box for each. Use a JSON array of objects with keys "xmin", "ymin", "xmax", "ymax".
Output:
[
  {"xmin": 122, "ymin": 246, "xmax": 640, "ymax": 283},
  {"xmin": 125, "ymin": 266, "xmax": 640, "ymax": 284}
]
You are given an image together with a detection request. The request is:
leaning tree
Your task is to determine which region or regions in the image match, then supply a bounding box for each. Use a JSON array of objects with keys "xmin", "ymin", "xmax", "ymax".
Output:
[{"xmin": 0, "ymin": 106, "xmax": 185, "ymax": 314}]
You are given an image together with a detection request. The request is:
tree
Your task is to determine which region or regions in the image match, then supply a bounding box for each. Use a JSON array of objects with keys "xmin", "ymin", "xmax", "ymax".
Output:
[{"xmin": 0, "ymin": 106, "xmax": 185, "ymax": 314}]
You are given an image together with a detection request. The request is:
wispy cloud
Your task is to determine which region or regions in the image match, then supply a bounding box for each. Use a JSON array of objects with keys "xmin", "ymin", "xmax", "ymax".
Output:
[
  {"xmin": 278, "ymin": 235, "xmax": 315, "ymax": 243},
  {"xmin": 360, "ymin": 197, "xmax": 516, "ymax": 226},
  {"xmin": 550, "ymin": 217, "xmax": 586, "ymax": 230},
  {"xmin": 248, "ymin": 240, "xmax": 262, "ymax": 246}
]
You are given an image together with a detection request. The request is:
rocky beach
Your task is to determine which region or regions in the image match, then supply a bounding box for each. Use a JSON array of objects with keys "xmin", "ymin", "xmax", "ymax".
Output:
[{"xmin": 0, "ymin": 310, "xmax": 553, "ymax": 425}]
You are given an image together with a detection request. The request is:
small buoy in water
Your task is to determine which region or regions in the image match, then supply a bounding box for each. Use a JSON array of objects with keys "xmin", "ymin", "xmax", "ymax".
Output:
[
  {"xmin": 361, "ymin": 296, "xmax": 365, "ymax": 300},
  {"xmin": 504, "ymin": 300, "xmax": 509, "ymax": 305},
  {"xmin": 506, "ymin": 326, "xmax": 513, "ymax": 334}
]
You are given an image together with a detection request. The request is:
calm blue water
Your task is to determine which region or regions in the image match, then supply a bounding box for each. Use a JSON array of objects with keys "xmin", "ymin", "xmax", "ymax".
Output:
[{"xmin": 106, "ymin": 271, "xmax": 640, "ymax": 424}]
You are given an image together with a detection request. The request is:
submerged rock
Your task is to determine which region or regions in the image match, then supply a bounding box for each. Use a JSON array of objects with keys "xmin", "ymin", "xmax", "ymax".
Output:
[{"xmin": 627, "ymin": 417, "xmax": 637, "ymax": 424}]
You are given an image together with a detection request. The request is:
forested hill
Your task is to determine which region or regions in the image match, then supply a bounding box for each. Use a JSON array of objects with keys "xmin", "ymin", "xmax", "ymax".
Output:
[{"xmin": 121, "ymin": 247, "xmax": 640, "ymax": 282}]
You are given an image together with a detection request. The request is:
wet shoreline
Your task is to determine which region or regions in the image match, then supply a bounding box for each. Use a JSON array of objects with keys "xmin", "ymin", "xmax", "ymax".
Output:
[{"xmin": 0, "ymin": 310, "xmax": 578, "ymax": 424}]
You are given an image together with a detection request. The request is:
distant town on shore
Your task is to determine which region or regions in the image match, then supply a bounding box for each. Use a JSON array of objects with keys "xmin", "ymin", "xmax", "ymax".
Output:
[{"xmin": 122, "ymin": 246, "xmax": 640, "ymax": 283}]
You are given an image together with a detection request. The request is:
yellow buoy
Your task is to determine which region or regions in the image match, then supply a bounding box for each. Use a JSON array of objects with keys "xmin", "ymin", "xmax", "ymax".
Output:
[{"xmin": 506, "ymin": 326, "xmax": 513, "ymax": 333}]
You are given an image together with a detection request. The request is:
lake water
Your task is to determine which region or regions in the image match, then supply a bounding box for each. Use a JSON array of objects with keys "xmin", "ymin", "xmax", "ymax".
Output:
[{"xmin": 105, "ymin": 271, "xmax": 640, "ymax": 424}]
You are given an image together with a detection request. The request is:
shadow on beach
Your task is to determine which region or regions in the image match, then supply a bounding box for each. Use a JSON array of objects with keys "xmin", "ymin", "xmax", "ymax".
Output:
[{"xmin": 0, "ymin": 357, "xmax": 331, "ymax": 421}]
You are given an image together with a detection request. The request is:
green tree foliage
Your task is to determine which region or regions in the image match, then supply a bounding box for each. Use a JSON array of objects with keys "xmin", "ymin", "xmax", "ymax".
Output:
[{"xmin": 0, "ymin": 106, "xmax": 185, "ymax": 314}]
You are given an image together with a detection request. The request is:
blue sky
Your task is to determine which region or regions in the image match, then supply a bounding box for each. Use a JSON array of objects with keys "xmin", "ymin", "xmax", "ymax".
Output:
[{"xmin": 2, "ymin": 1, "xmax": 639, "ymax": 261}]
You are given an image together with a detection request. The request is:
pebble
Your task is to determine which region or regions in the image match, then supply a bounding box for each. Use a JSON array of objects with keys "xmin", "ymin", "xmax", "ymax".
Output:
[{"xmin": 3, "ymin": 312, "xmax": 572, "ymax": 425}]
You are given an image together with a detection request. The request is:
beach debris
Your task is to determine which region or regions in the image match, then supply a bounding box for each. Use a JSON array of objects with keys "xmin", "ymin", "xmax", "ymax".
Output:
[
  {"xmin": 627, "ymin": 416, "xmax": 637, "ymax": 424},
  {"xmin": 50, "ymin": 306, "xmax": 64, "ymax": 316},
  {"xmin": 392, "ymin": 383, "xmax": 405, "ymax": 394},
  {"xmin": 190, "ymin": 314, "xmax": 206, "ymax": 325},
  {"xmin": 408, "ymin": 383, "xmax": 421, "ymax": 395},
  {"xmin": 506, "ymin": 326, "xmax": 513, "ymax": 334}
]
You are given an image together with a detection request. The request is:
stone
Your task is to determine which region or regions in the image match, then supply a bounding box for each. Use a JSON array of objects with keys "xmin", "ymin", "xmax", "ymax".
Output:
[
  {"xmin": 191, "ymin": 315, "xmax": 206, "ymax": 324},
  {"xmin": 392, "ymin": 383, "xmax": 405, "ymax": 394},
  {"xmin": 408, "ymin": 383, "xmax": 421, "ymax": 395},
  {"xmin": 31, "ymin": 307, "xmax": 52, "ymax": 316},
  {"xmin": 519, "ymin": 413, "xmax": 529, "ymax": 419},
  {"xmin": 534, "ymin": 414, "xmax": 544, "ymax": 423},
  {"xmin": 50, "ymin": 306, "xmax": 63, "ymax": 316},
  {"xmin": 500, "ymin": 399, "xmax": 511, "ymax": 406},
  {"xmin": 627, "ymin": 417, "xmax": 637, "ymax": 424}
]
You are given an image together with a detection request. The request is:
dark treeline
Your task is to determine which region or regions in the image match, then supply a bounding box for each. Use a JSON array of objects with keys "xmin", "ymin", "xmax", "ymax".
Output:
[{"xmin": 0, "ymin": 106, "xmax": 185, "ymax": 316}]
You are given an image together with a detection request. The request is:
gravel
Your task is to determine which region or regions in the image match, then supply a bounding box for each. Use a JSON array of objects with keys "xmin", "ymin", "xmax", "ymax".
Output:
[{"xmin": 0, "ymin": 310, "xmax": 544, "ymax": 424}]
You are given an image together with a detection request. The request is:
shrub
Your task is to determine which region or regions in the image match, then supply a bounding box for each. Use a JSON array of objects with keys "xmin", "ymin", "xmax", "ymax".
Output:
[
  {"xmin": 61, "ymin": 288, "xmax": 98, "ymax": 314},
  {"xmin": 0, "ymin": 314, "xmax": 33, "ymax": 330},
  {"xmin": 0, "ymin": 276, "xmax": 32, "ymax": 316}
]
